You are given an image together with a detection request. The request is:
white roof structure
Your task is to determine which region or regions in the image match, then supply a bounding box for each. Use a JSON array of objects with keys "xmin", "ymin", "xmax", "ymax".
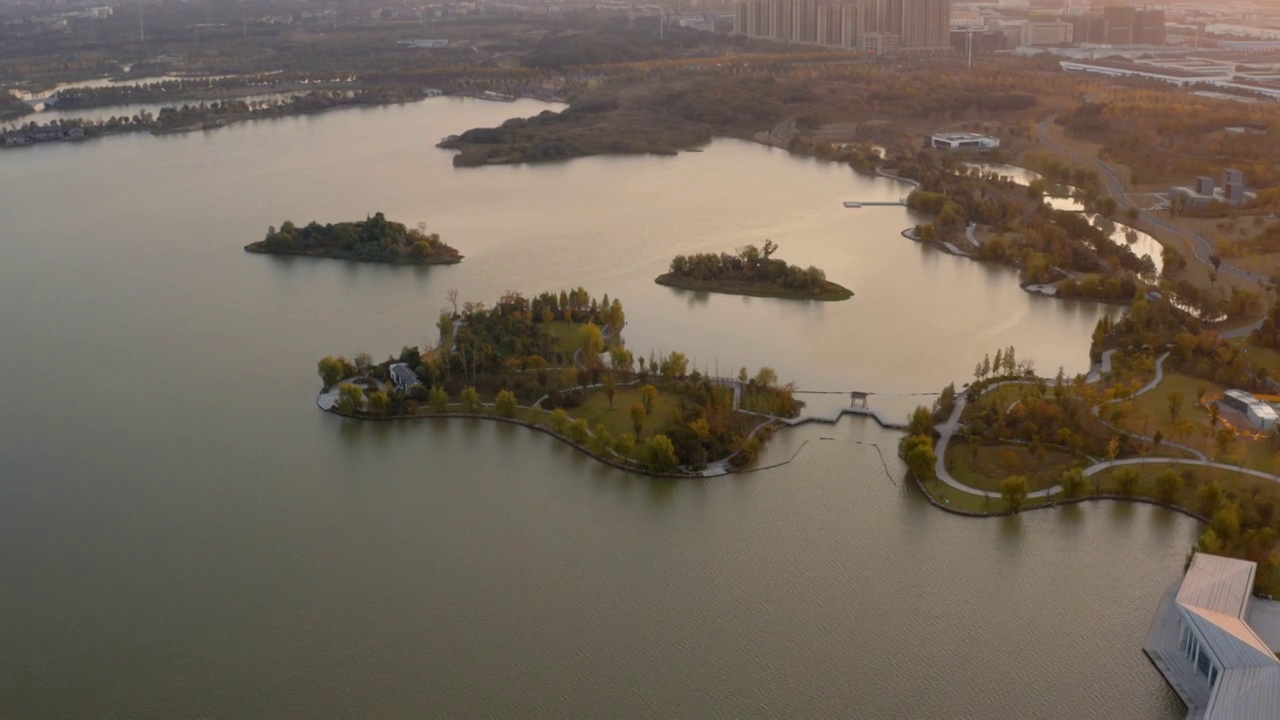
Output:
[{"xmin": 1147, "ymin": 554, "xmax": 1280, "ymax": 719}]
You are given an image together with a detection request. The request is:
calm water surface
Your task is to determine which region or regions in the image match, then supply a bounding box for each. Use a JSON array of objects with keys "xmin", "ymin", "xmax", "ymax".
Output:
[{"xmin": 0, "ymin": 98, "xmax": 1193, "ymax": 718}]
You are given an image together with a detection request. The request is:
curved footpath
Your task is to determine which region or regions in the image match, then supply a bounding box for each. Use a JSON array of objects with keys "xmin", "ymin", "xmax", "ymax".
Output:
[
  {"xmin": 936, "ymin": 348, "xmax": 1280, "ymax": 502},
  {"xmin": 1084, "ymin": 457, "xmax": 1280, "ymax": 483}
]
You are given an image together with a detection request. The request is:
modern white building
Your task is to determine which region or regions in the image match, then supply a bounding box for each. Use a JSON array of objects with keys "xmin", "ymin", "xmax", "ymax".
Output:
[
  {"xmin": 927, "ymin": 132, "xmax": 1000, "ymax": 150},
  {"xmin": 1218, "ymin": 390, "xmax": 1277, "ymax": 431},
  {"xmin": 1144, "ymin": 553, "xmax": 1280, "ymax": 719}
]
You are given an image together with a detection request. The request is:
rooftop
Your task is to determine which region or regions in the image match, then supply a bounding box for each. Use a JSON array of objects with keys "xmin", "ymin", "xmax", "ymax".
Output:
[{"xmin": 1147, "ymin": 554, "xmax": 1280, "ymax": 720}]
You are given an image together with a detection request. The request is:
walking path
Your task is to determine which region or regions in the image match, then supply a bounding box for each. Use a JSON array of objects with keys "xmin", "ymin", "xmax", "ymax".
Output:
[
  {"xmin": 936, "ymin": 349, "xmax": 1183, "ymax": 500},
  {"xmin": 1084, "ymin": 457, "xmax": 1280, "ymax": 484}
]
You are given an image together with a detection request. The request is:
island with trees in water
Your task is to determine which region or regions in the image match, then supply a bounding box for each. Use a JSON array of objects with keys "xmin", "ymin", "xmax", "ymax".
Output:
[
  {"xmin": 656, "ymin": 241, "xmax": 852, "ymax": 301},
  {"xmin": 316, "ymin": 288, "xmax": 800, "ymax": 475},
  {"xmin": 245, "ymin": 213, "xmax": 462, "ymax": 265}
]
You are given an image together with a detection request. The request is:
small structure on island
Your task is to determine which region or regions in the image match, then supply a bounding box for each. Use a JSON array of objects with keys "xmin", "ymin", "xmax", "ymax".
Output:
[
  {"xmin": 1218, "ymin": 390, "xmax": 1278, "ymax": 431},
  {"xmin": 1143, "ymin": 553, "xmax": 1280, "ymax": 719},
  {"xmin": 850, "ymin": 391, "xmax": 869, "ymax": 408},
  {"xmin": 389, "ymin": 363, "xmax": 422, "ymax": 392}
]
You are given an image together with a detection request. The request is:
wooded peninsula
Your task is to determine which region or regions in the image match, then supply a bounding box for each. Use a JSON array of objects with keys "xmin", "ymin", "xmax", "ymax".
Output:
[
  {"xmin": 318, "ymin": 288, "xmax": 800, "ymax": 475},
  {"xmin": 244, "ymin": 213, "xmax": 462, "ymax": 265},
  {"xmin": 656, "ymin": 241, "xmax": 852, "ymax": 301}
]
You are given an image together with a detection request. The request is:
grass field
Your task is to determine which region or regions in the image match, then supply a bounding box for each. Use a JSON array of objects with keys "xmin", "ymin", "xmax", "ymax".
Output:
[
  {"xmin": 1232, "ymin": 340, "xmax": 1280, "ymax": 376},
  {"xmin": 566, "ymin": 387, "xmax": 683, "ymax": 439},
  {"xmin": 1122, "ymin": 371, "xmax": 1280, "ymax": 474},
  {"xmin": 946, "ymin": 442, "xmax": 1085, "ymax": 494},
  {"xmin": 545, "ymin": 320, "xmax": 587, "ymax": 356}
]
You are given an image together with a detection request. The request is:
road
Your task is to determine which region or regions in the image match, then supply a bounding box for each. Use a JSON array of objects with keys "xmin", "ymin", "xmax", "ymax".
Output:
[{"xmin": 1035, "ymin": 118, "xmax": 1269, "ymax": 285}]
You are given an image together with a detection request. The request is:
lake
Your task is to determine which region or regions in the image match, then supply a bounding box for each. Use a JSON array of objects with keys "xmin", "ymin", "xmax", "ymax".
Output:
[{"xmin": 0, "ymin": 97, "xmax": 1193, "ymax": 718}]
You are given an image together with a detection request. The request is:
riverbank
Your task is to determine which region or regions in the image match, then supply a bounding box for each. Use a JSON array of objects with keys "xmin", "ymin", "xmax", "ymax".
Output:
[{"xmin": 654, "ymin": 273, "xmax": 853, "ymax": 302}]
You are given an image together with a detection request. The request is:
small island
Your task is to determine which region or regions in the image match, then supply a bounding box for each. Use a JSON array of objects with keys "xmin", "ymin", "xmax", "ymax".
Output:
[
  {"xmin": 244, "ymin": 212, "xmax": 462, "ymax": 265},
  {"xmin": 655, "ymin": 241, "xmax": 852, "ymax": 301}
]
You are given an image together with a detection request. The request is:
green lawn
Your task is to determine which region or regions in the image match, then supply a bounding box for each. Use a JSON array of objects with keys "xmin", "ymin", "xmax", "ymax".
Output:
[
  {"xmin": 961, "ymin": 384, "xmax": 1023, "ymax": 423},
  {"xmin": 1232, "ymin": 340, "xmax": 1280, "ymax": 376},
  {"xmin": 946, "ymin": 442, "xmax": 1085, "ymax": 494},
  {"xmin": 1122, "ymin": 372, "xmax": 1280, "ymax": 474},
  {"xmin": 566, "ymin": 387, "xmax": 683, "ymax": 439},
  {"xmin": 545, "ymin": 320, "xmax": 586, "ymax": 356}
]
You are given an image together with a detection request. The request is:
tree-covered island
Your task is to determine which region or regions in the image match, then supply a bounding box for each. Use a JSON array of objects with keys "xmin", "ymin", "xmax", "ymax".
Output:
[
  {"xmin": 244, "ymin": 213, "xmax": 462, "ymax": 265},
  {"xmin": 655, "ymin": 241, "xmax": 852, "ymax": 301},
  {"xmin": 317, "ymin": 288, "xmax": 800, "ymax": 475}
]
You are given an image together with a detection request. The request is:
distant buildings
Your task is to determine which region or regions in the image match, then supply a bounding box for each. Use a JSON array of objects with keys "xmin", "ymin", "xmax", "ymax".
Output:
[
  {"xmin": 732, "ymin": 0, "xmax": 952, "ymax": 52},
  {"xmin": 927, "ymin": 132, "xmax": 999, "ymax": 150},
  {"xmin": 1020, "ymin": 20, "xmax": 1072, "ymax": 47},
  {"xmin": 1171, "ymin": 169, "xmax": 1258, "ymax": 210}
]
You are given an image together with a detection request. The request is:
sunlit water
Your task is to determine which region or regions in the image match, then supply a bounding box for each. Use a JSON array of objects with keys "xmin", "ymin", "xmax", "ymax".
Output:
[
  {"xmin": 0, "ymin": 97, "xmax": 1193, "ymax": 718},
  {"xmin": 972, "ymin": 162, "xmax": 1163, "ymax": 275}
]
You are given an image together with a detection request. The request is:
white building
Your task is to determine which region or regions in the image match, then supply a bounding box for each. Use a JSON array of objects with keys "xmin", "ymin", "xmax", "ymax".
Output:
[
  {"xmin": 1218, "ymin": 389, "xmax": 1277, "ymax": 431},
  {"xmin": 1144, "ymin": 554, "xmax": 1280, "ymax": 719},
  {"xmin": 1020, "ymin": 20, "xmax": 1073, "ymax": 47},
  {"xmin": 927, "ymin": 132, "xmax": 1000, "ymax": 150}
]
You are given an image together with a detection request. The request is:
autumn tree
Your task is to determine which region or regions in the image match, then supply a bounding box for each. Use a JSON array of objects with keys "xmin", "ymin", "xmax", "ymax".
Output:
[
  {"xmin": 495, "ymin": 390, "xmax": 517, "ymax": 418},
  {"xmin": 615, "ymin": 432, "xmax": 637, "ymax": 459},
  {"xmin": 337, "ymin": 384, "xmax": 365, "ymax": 414},
  {"xmin": 642, "ymin": 434, "xmax": 679, "ymax": 473},
  {"xmin": 639, "ymin": 385, "xmax": 659, "ymax": 414},
  {"xmin": 568, "ymin": 418, "xmax": 591, "ymax": 444},
  {"xmin": 1115, "ymin": 468, "xmax": 1139, "ymax": 497},
  {"xmin": 1154, "ymin": 469, "xmax": 1183, "ymax": 504},
  {"xmin": 900, "ymin": 435, "xmax": 937, "ymax": 483},
  {"xmin": 429, "ymin": 386, "xmax": 449, "ymax": 413},
  {"xmin": 754, "ymin": 366, "xmax": 778, "ymax": 389},
  {"xmin": 1061, "ymin": 467, "xmax": 1086, "ymax": 498},
  {"xmin": 630, "ymin": 403, "xmax": 647, "ymax": 436},
  {"xmin": 1167, "ymin": 392, "xmax": 1184, "ymax": 423},
  {"xmin": 1000, "ymin": 475, "xmax": 1029, "ymax": 512},
  {"xmin": 367, "ymin": 391, "xmax": 391, "ymax": 417},
  {"xmin": 461, "ymin": 386, "xmax": 482, "ymax": 414},
  {"xmin": 1196, "ymin": 482, "xmax": 1222, "ymax": 518},
  {"xmin": 317, "ymin": 356, "xmax": 346, "ymax": 388}
]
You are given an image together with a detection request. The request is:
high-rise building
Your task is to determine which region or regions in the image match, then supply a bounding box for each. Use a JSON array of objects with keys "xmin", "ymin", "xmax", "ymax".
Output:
[
  {"xmin": 840, "ymin": 2, "xmax": 867, "ymax": 47},
  {"xmin": 1102, "ymin": 5, "xmax": 1134, "ymax": 44},
  {"xmin": 899, "ymin": 0, "xmax": 951, "ymax": 49},
  {"xmin": 1064, "ymin": 14, "xmax": 1106, "ymax": 44},
  {"xmin": 1133, "ymin": 8, "xmax": 1165, "ymax": 45},
  {"xmin": 731, "ymin": 0, "xmax": 945, "ymax": 51}
]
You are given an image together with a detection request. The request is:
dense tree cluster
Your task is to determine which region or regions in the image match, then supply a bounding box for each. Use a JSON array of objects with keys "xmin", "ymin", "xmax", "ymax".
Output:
[
  {"xmin": 906, "ymin": 161, "xmax": 1154, "ymax": 293},
  {"xmin": 1058, "ymin": 96, "xmax": 1279, "ymax": 188},
  {"xmin": 252, "ymin": 212, "xmax": 461, "ymax": 264},
  {"xmin": 665, "ymin": 241, "xmax": 831, "ymax": 294}
]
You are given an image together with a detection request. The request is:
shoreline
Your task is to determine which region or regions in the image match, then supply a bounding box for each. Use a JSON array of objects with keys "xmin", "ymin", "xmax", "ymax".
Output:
[
  {"xmin": 654, "ymin": 273, "xmax": 853, "ymax": 302},
  {"xmin": 244, "ymin": 242, "xmax": 463, "ymax": 266},
  {"xmin": 316, "ymin": 386, "xmax": 784, "ymax": 479}
]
